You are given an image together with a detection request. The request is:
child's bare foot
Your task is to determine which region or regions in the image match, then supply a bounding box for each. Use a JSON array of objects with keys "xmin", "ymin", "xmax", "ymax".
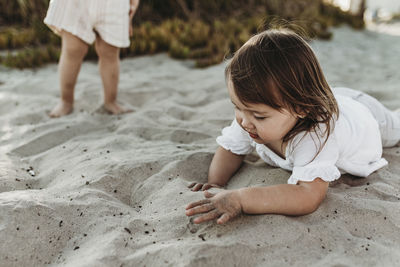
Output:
[
  {"xmin": 49, "ymin": 101, "xmax": 73, "ymax": 118},
  {"xmin": 104, "ymin": 102, "xmax": 133, "ymax": 115}
]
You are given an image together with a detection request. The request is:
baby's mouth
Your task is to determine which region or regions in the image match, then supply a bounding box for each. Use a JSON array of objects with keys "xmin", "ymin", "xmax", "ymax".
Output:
[{"xmin": 248, "ymin": 132, "xmax": 259, "ymax": 139}]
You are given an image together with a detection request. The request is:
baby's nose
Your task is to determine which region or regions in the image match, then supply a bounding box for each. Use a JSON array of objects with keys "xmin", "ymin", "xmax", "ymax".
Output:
[{"xmin": 241, "ymin": 118, "xmax": 254, "ymax": 129}]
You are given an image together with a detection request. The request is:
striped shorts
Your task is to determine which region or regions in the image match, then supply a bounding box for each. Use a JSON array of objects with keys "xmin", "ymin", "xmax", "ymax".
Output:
[{"xmin": 44, "ymin": 0, "xmax": 130, "ymax": 48}]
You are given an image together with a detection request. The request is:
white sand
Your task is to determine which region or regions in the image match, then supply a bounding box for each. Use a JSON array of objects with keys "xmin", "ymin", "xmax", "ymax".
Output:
[{"xmin": 1, "ymin": 25, "xmax": 400, "ymax": 266}]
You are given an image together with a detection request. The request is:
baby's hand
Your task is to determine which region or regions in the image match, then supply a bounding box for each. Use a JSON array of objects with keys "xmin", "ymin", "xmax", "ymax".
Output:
[
  {"xmin": 188, "ymin": 182, "xmax": 222, "ymax": 191},
  {"xmin": 185, "ymin": 190, "xmax": 242, "ymax": 224}
]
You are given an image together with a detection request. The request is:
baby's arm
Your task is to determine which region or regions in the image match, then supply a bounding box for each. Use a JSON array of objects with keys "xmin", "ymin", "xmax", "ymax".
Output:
[
  {"xmin": 189, "ymin": 146, "xmax": 245, "ymax": 191},
  {"xmin": 186, "ymin": 178, "xmax": 328, "ymax": 224},
  {"xmin": 238, "ymin": 178, "xmax": 328, "ymax": 215}
]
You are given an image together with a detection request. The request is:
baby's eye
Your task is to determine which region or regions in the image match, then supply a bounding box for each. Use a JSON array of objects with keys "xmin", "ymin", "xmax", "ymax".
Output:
[{"xmin": 254, "ymin": 116, "xmax": 266, "ymax": 120}]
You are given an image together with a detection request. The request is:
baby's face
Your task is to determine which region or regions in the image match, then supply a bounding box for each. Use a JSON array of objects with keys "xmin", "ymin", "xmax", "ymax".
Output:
[{"xmin": 228, "ymin": 83, "xmax": 298, "ymax": 148}]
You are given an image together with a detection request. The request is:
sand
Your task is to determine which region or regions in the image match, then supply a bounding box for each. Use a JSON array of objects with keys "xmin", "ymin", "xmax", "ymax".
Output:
[{"xmin": 1, "ymin": 24, "xmax": 400, "ymax": 267}]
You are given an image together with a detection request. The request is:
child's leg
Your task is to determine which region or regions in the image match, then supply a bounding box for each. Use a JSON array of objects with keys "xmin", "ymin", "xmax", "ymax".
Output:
[
  {"xmin": 334, "ymin": 87, "xmax": 400, "ymax": 147},
  {"xmin": 94, "ymin": 36, "xmax": 131, "ymax": 114},
  {"xmin": 50, "ymin": 31, "xmax": 89, "ymax": 117}
]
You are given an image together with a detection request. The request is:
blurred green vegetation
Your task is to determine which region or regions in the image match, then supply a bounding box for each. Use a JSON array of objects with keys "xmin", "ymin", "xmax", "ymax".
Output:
[{"xmin": 0, "ymin": 0, "xmax": 365, "ymax": 69}]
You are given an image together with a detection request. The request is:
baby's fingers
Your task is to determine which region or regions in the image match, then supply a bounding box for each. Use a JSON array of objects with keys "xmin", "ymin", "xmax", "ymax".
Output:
[
  {"xmin": 217, "ymin": 213, "xmax": 232, "ymax": 224},
  {"xmin": 201, "ymin": 183, "xmax": 221, "ymax": 191},
  {"xmin": 185, "ymin": 203, "xmax": 214, "ymax": 216},
  {"xmin": 188, "ymin": 182, "xmax": 203, "ymax": 191},
  {"xmin": 185, "ymin": 199, "xmax": 210, "ymax": 210},
  {"xmin": 193, "ymin": 210, "xmax": 221, "ymax": 224}
]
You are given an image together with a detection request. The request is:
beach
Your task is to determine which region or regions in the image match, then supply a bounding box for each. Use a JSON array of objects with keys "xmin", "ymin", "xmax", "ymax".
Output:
[{"xmin": 1, "ymin": 24, "xmax": 400, "ymax": 266}]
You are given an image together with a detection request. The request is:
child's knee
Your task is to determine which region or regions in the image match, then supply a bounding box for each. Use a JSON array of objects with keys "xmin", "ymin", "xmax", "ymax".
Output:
[
  {"xmin": 63, "ymin": 43, "xmax": 88, "ymax": 59},
  {"xmin": 95, "ymin": 40, "xmax": 119, "ymax": 60}
]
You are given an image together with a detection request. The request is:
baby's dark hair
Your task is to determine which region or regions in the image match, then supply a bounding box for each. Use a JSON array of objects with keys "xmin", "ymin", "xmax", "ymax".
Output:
[{"xmin": 225, "ymin": 28, "xmax": 339, "ymax": 147}]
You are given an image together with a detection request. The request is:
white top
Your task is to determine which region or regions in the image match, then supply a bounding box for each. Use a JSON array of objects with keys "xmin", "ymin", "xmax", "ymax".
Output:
[{"xmin": 216, "ymin": 94, "xmax": 388, "ymax": 184}]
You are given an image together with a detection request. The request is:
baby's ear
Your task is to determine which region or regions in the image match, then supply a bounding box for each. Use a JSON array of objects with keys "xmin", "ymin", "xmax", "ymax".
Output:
[
  {"xmin": 297, "ymin": 114, "xmax": 306, "ymax": 119},
  {"xmin": 293, "ymin": 107, "xmax": 307, "ymax": 118}
]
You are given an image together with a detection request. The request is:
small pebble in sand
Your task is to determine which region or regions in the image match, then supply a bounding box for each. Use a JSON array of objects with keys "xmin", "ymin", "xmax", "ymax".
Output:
[
  {"xmin": 85, "ymin": 181, "xmax": 89, "ymax": 185},
  {"xmin": 124, "ymin": 228, "xmax": 132, "ymax": 234},
  {"xmin": 198, "ymin": 234, "xmax": 206, "ymax": 241},
  {"xmin": 73, "ymin": 246, "xmax": 79, "ymax": 250}
]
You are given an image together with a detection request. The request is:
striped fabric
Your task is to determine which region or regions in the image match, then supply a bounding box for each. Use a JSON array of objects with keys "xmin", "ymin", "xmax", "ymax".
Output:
[{"xmin": 44, "ymin": 0, "xmax": 130, "ymax": 48}]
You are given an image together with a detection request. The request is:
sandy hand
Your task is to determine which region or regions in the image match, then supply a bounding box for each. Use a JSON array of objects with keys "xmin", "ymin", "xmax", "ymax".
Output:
[{"xmin": 185, "ymin": 190, "xmax": 242, "ymax": 224}]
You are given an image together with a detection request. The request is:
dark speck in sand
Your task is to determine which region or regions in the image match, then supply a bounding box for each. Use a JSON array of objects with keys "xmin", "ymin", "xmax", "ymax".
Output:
[
  {"xmin": 85, "ymin": 181, "xmax": 89, "ymax": 185},
  {"xmin": 16, "ymin": 227, "xmax": 19, "ymax": 231},
  {"xmin": 124, "ymin": 228, "xmax": 132, "ymax": 234},
  {"xmin": 59, "ymin": 221, "xmax": 63, "ymax": 227},
  {"xmin": 106, "ymin": 150, "xmax": 110, "ymax": 153},
  {"xmin": 145, "ymin": 231, "xmax": 150, "ymax": 234},
  {"xmin": 114, "ymin": 189, "xmax": 117, "ymax": 193},
  {"xmin": 83, "ymin": 149, "xmax": 87, "ymax": 152},
  {"xmin": 144, "ymin": 223, "xmax": 148, "ymax": 226},
  {"xmin": 198, "ymin": 234, "xmax": 206, "ymax": 241},
  {"xmin": 15, "ymin": 178, "xmax": 20, "ymax": 182},
  {"xmin": 73, "ymin": 246, "xmax": 80, "ymax": 250}
]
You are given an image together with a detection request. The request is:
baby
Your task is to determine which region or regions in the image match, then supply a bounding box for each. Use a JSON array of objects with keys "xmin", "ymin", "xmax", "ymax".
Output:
[{"xmin": 185, "ymin": 29, "xmax": 400, "ymax": 224}]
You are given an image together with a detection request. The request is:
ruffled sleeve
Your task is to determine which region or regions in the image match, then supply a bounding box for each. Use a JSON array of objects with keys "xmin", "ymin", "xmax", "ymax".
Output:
[
  {"xmin": 216, "ymin": 119, "xmax": 255, "ymax": 155},
  {"xmin": 287, "ymin": 131, "xmax": 341, "ymax": 185}
]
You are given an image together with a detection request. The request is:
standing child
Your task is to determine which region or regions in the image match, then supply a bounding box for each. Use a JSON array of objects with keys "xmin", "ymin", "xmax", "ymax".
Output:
[
  {"xmin": 185, "ymin": 29, "xmax": 400, "ymax": 224},
  {"xmin": 44, "ymin": 0, "xmax": 140, "ymax": 117}
]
